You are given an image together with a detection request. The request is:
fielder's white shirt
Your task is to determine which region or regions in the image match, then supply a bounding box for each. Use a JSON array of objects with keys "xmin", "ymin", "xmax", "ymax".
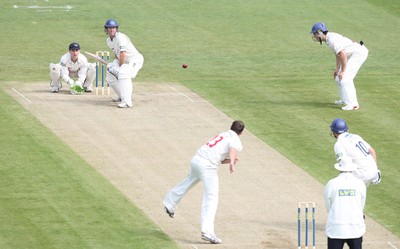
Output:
[
  {"xmin": 324, "ymin": 173, "xmax": 366, "ymax": 239},
  {"xmin": 107, "ymin": 32, "xmax": 142, "ymax": 63},
  {"xmin": 60, "ymin": 53, "xmax": 88, "ymax": 83},
  {"xmin": 334, "ymin": 132, "xmax": 378, "ymax": 182},
  {"xmin": 195, "ymin": 130, "xmax": 243, "ymax": 166},
  {"xmin": 326, "ymin": 32, "xmax": 362, "ymax": 56}
]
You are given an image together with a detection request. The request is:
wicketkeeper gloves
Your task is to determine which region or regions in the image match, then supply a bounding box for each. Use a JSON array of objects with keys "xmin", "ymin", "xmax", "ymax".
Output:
[{"xmin": 70, "ymin": 84, "xmax": 85, "ymax": 95}]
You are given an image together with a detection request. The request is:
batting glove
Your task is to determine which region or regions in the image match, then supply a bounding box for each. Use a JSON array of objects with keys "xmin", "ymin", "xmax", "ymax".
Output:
[{"xmin": 371, "ymin": 170, "xmax": 381, "ymax": 185}]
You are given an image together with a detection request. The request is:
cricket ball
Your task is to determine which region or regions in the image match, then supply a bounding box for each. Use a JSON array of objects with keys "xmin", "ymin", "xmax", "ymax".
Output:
[{"xmin": 182, "ymin": 64, "xmax": 188, "ymax": 69}]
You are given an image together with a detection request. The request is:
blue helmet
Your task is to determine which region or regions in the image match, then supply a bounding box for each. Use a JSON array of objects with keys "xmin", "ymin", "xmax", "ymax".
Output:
[
  {"xmin": 310, "ymin": 22, "xmax": 328, "ymax": 34},
  {"xmin": 330, "ymin": 118, "xmax": 348, "ymax": 134},
  {"xmin": 104, "ymin": 19, "xmax": 119, "ymax": 28}
]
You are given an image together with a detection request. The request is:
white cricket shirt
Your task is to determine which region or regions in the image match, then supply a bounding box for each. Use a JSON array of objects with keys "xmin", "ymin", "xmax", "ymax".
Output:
[
  {"xmin": 334, "ymin": 132, "xmax": 378, "ymax": 181},
  {"xmin": 195, "ymin": 130, "xmax": 243, "ymax": 166},
  {"xmin": 326, "ymin": 32, "xmax": 362, "ymax": 56},
  {"xmin": 60, "ymin": 53, "xmax": 88, "ymax": 83},
  {"xmin": 106, "ymin": 32, "xmax": 141, "ymax": 63}
]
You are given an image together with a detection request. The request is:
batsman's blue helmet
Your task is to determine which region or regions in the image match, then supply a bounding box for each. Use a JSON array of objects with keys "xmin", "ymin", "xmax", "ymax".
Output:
[
  {"xmin": 310, "ymin": 22, "xmax": 328, "ymax": 34},
  {"xmin": 330, "ymin": 118, "xmax": 348, "ymax": 134},
  {"xmin": 104, "ymin": 19, "xmax": 119, "ymax": 28}
]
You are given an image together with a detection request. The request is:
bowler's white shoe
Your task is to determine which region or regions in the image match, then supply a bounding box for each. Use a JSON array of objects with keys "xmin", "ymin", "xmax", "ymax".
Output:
[
  {"xmin": 51, "ymin": 86, "xmax": 59, "ymax": 93},
  {"xmin": 342, "ymin": 105, "xmax": 359, "ymax": 111},
  {"xmin": 164, "ymin": 206, "xmax": 174, "ymax": 218},
  {"xmin": 118, "ymin": 102, "xmax": 133, "ymax": 108},
  {"xmin": 201, "ymin": 233, "xmax": 222, "ymax": 244}
]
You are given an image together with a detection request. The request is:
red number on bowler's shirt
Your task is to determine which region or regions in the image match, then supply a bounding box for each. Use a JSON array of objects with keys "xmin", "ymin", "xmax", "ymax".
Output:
[{"xmin": 207, "ymin": 136, "xmax": 224, "ymax": 148}]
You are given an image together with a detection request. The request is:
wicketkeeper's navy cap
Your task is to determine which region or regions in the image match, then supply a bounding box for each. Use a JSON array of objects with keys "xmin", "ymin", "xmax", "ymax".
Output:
[{"xmin": 69, "ymin": 42, "xmax": 80, "ymax": 50}]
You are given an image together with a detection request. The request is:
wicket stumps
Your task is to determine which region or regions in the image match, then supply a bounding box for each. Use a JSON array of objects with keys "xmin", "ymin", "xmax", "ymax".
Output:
[
  {"xmin": 95, "ymin": 51, "xmax": 111, "ymax": 95},
  {"xmin": 298, "ymin": 202, "xmax": 316, "ymax": 249}
]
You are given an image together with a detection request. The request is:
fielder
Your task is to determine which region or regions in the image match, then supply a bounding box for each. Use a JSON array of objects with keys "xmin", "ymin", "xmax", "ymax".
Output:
[
  {"xmin": 163, "ymin": 120, "xmax": 245, "ymax": 244},
  {"xmin": 330, "ymin": 118, "xmax": 381, "ymax": 186},
  {"xmin": 103, "ymin": 19, "xmax": 144, "ymax": 108},
  {"xmin": 310, "ymin": 22, "xmax": 369, "ymax": 111},
  {"xmin": 49, "ymin": 42, "xmax": 96, "ymax": 94}
]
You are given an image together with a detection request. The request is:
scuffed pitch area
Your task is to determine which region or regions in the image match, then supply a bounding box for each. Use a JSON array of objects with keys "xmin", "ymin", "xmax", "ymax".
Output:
[{"xmin": 6, "ymin": 83, "xmax": 400, "ymax": 249}]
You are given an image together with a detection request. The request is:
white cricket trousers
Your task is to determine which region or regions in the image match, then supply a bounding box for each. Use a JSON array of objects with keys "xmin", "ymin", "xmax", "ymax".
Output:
[
  {"xmin": 335, "ymin": 45, "xmax": 369, "ymax": 107},
  {"xmin": 163, "ymin": 156, "xmax": 219, "ymax": 235}
]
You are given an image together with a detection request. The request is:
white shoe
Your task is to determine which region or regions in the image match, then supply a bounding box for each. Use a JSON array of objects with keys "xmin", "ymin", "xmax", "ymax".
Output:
[
  {"xmin": 118, "ymin": 102, "xmax": 133, "ymax": 108},
  {"xmin": 342, "ymin": 105, "xmax": 359, "ymax": 111},
  {"xmin": 334, "ymin": 100, "xmax": 345, "ymax": 105},
  {"xmin": 51, "ymin": 86, "xmax": 59, "ymax": 93},
  {"xmin": 164, "ymin": 206, "xmax": 174, "ymax": 218},
  {"xmin": 201, "ymin": 233, "xmax": 222, "ymax": 244},
  {"xmin": 85, "ymin": 87, "xmax": 93, "ymax": 93}
]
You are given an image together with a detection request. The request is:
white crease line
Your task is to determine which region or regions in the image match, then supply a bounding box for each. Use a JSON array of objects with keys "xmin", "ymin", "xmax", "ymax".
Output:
[
  {"xmin": 170, "ymin": 86, "xmax": 194, "ymax": 102},
  {"xmin": 388, "ymin": 242, "xmax": 399, "ymax": 249},
  {"xmin": 13, "ymin": 5, "xmax": 73, "ymax": 10},
  {"xmin": 191, "ymin": 245, "xmax": 198, "ymax": 249},
  {"xmin": 12, "ymin": 88, "xmax": 32, "ymax": 104}
]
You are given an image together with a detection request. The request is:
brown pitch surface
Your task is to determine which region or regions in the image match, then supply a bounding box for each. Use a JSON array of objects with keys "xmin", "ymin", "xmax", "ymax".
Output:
[{"xmin": 6, "ymin": 82, "xmax": 400, "ymax": 249}]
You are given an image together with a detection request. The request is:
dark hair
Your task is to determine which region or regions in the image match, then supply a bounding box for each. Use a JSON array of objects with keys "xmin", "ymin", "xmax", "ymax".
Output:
[{"xmin": 230, "ymin": 120, "xmax": 245, "ymax": 134}]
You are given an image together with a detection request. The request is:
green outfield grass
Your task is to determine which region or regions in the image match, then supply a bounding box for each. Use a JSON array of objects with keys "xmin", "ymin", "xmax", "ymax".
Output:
[{"xmin": 1, "ymin": 0, "xmax": 399, "ymax": 247}]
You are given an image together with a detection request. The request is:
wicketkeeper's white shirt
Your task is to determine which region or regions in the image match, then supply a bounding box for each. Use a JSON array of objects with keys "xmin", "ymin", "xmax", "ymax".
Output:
[{"xmin": 60, "ymin": 53, "xmax": 88, "ymax": 83}]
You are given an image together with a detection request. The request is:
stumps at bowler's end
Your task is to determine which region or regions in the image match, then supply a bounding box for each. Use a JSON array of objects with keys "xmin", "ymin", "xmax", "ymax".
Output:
[{"xmin": 298, "ymin": 202, "xmax": 316, "ymax": 249}]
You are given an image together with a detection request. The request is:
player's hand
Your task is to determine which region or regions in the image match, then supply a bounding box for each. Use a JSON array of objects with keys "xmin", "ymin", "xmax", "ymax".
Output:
[
  {"xmin": 339, "ymin": 71, "xmax": 345, "ymax": 80},
  {"xmin": 67, "ymin": 79, "xmax": 75, "ymax": 86},
  {"xmin": 333, "ymin": 71, "xmax": 338, "ymax": 79},
  {"xmin": 75, "ymin": 80, "xmax": 83, "ymax": 87},
  {"xmin": 229, "ymin": 163, "xmax": 235, "ymax": 174}
]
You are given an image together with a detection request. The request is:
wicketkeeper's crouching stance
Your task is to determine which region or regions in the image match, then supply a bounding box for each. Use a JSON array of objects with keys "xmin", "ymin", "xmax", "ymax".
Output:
[
  {"xmin": 104, "ymin": 19, "xmax": 144, "ymax": 108},
  {"xmin": 49, "ymin": 42, "xmax": 96, "ymax": 94}
]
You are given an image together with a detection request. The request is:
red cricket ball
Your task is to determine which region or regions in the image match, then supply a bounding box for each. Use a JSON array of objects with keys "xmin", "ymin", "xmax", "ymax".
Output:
[{"xmin": 182, "ymin": 64, "xmax": 188, "ymax": 69}]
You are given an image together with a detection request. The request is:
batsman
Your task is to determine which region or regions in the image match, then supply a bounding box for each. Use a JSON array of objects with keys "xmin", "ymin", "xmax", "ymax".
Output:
[{"xmin": 103, "ymin": 19, "xmax": 144, "ymax": 108}]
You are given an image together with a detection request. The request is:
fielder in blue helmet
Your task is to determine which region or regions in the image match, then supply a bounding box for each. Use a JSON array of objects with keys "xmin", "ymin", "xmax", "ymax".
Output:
[
  {"xmin": 310, "ymin": 22, "xmax": 328, "ymax": 45},
  {"xmin": 310, "ymin": 22, "xmax": 368, "ymax": 111}
]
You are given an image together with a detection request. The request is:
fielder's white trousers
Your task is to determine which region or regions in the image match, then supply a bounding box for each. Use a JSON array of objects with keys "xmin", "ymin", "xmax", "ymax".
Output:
[
  {"xmin": 335, "ymin": 45, "xmax": 369, "ymax": 107},
  {"xmin": 163, "ymin": 156, "xmax": 219, "ymax": 235}
]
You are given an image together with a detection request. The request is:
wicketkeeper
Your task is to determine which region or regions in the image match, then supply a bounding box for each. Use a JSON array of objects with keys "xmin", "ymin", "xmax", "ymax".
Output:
[{"xmin": 49, "ymin": 42, "xmax": 96, "ymax": 94}]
